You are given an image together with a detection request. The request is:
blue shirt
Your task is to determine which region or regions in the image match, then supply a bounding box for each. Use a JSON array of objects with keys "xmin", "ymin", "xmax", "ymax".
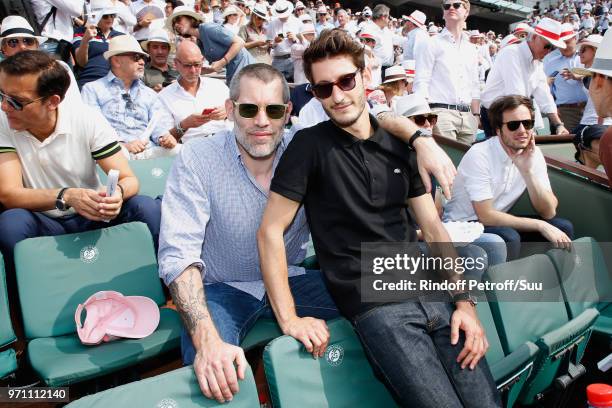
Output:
[
  {"xmin": 158, "ymin": 130, "xmax": 308, "ymax": 299},
  {"xmin": 543, "ymin": 50, "xmax": 588, "ymax": 105},
  {"xmin": 197, "ymin": 23, "xmax": 256, "ymax": 85},
  {"xmin": 72, "ymin": 27, "xmax": 124, "ymax": 89},
  {"xmin": 315, "ymin": 22, "xmax": 334, "ymax": 35},
  {"xmin": 81, "ymin": 71, "xmax": 167, "ymax": 144}
]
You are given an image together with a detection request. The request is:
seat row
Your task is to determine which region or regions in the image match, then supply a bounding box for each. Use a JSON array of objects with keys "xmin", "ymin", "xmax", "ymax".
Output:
[{"xmin": 0, "ymin": 223, "xmax": 610, "ymax": 407}]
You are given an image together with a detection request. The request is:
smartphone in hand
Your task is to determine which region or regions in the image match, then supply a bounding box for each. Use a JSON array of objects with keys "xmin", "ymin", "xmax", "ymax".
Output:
[{"xmin": 202, "ymin": 108, "xmax": 215, "ymax": 115}]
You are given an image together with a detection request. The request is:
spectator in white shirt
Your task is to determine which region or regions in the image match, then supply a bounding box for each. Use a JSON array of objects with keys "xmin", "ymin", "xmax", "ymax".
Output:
[
  {"xmin": 368, "ymin": 4, "xmax": 394, "ymax": 82},
  {"xmin": 267, "ymin": 0, "xmax": 303, "ymax": 82},
  {"xmin": 158, "ymin": 40, "xmax": 229, "ymax": 143},
  {"xmin": 222, "ymin": 5, "xmax": 241, "ymax": 35},
  {"xmin": 481, "ymin": 18, "xmax": 570, "ymax": 137},
  {"xmin": 413, "ymin": 0, "xmax": 480, "ymax": 145},
  {"xmin": 444, "ymin": 95, "xmax": 573, "ymax": 260},
  {"xmin": 401, "ymin": 10, "xmax": 429, "ymax": 62},
  {"xmin": 31, "ymin": 0, "xmax": 84, "ymax": 59},
  {"xmin": 291, "ymin": 23, "xmax": 315, "ymax": 85},
  {"xmin": 109, "ymin": 0, "xmax": 137, "ymax": 34}
]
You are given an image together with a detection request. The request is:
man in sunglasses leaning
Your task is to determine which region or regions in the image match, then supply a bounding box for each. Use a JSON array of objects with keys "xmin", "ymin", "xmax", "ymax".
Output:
[
  {"xmin": 443, "ymin": 95, "xmax": 573, "ymax": 260},
  {"xmin": 81, "ymin": 35, "xmax": 178, "ymax": 159},
  {"xmin": 158, "ymin": 63, "xmax": 340, "ymax": 404},
  {"xmin": 481, "ymin": 17, "xmax": 570, "ymax": 138},
  {"xmin": 0, "ymin": 16, "xmax": 81, "ymax": 103}
]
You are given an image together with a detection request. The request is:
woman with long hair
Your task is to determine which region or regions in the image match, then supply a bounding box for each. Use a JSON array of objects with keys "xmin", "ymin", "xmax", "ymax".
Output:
[{"xmin": 237, "ymin": 4, "xmax": 271, "ymax": 64}]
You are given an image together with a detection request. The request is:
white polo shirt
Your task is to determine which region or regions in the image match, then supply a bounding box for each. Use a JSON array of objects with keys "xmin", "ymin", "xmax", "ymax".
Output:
[
  {"xmin": 442, "ymin": 136, "xmax": 552, "ymax": 222},
  {"xmin": 0, "ymin": 103, "xmax": 121, "ymax": 218},
  {"xmin": 157, "ymin": 77, "xmax": 230, "ymax": 142}
]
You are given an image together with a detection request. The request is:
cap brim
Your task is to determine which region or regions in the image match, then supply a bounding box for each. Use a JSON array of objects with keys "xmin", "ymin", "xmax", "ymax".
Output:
[
  {"xmin": 103, "ymin": 49, "xmax": 149, "ymax": 60},
  {"xmin": 586, "ymin": 67, "xmax": 612, "ymax": 78},
  {"xmin": 165, "ymin": 11, "xmax": 204, "ymax": 30}
]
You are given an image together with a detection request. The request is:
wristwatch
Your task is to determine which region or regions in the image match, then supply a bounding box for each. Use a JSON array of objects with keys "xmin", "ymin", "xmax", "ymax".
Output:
[
  {"xmin": 451, "ymin": 291, "xmax": 478, "ymax": 307},
  {"xmin": 55, "ymin": 187, "xmax": 70, "ymax": 211},
  {"xmin": 408, "ymin": 128, "xmax": 433, "ymax": 149},
  {"xmin": 175, "ymin": 121, "xmax": 186, "ymax": 138}
]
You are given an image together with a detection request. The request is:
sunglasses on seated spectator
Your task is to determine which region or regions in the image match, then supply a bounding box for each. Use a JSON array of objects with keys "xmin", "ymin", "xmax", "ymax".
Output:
[
  {"xmin": 232, "ymin": 102, "xmax": 288, "ymax": 119},
  {"xmin": 503, "ymin": 119, "xmax": 535, "ymax": 131},
  {"xmin": 117, "ymin": 52, "xmax": 146, "ymax": 61},
  {"xmin": 176, "ymin": 59, "xmax": 203, "ymax": 68},
  {"xmin": 410, "ymin": 114, "xmax": 438, "ymax": 127},
  {"xmin": 102, "ymin": 14, "xmax": 117, "ymax": 19},
  {"xmin": 0, "ymin": 91, "xmax": 44, "ymax": 111},
  {"xmin": 543, "ymin": 42, "xmax": 556, "ymax": 50},
  {"xmin": 311, "ymin": 69, "xmax": 360, "ymax": 99},
  {"xmin": 5, "ymin": 37, "xmax": 37, "ymax": 48},
  {"xmin": 443, "ymin": 2, "xmax": 463, "ymax": 10}
]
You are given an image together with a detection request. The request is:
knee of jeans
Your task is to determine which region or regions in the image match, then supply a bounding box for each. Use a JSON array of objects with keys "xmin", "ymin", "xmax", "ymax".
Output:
[
  {"xmin": 0, "ymin": 209, "xmax": 38, "ymax": 247},
  {"xmin": 554, "ymin": 218, "xmax": 574, "ymax": 239},
  {"xmin": 123, "ymin": 195, "xmax": 161, "ymax": 223},
  {"xmin": 496, "ymin": 227, "xmax": 521, "ymax": 243}
]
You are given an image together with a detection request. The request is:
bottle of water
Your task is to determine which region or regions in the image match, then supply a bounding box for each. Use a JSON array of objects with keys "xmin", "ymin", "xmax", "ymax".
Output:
[{"xmin": 587, "ymin": 383, "xmax": 612, "ymax": 408}]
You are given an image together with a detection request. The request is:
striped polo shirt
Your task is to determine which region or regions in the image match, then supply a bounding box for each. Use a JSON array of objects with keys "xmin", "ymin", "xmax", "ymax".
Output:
[{"xmin": 0, "ymin": 102, "xmax": 121, "ymax": 218}]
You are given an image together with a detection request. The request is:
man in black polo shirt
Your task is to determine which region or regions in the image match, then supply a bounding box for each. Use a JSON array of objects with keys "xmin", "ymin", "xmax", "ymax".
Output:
[{"xmin": 257, "ymin": 29, "xmax": 501, "ymax": 407}]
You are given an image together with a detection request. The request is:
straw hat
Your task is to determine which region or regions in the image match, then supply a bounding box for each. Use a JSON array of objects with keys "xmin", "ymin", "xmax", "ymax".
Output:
[
  {"xmin": 140, "ymin": 28, "xmax": 171, "ymax": 50},
  {"xmin": 165, "ymin": 5, "xmax": 204, "ymax": 31},
  {"xmin": 532, "ymin": 17, "xmax": 567, "ymax": 49},
  {"xmin": 406, "ymin": 10, "xmax": 426, "ymax": 29},
  {"xmin": 586, "ymin": 29, "xmax": 612, "ymax": 78},
  {"xmin": 500, "ymin": 33, "xmax": 520, "ymax": 49},
  {"xmin": 103, "ymin": 35, "xmax": 149, "ymax": 60},
  {"xmin": 273, "ymin": 0, "xmax": 294, "ymax": 18},
  {"xmin": 401, "ymin": 59, "xmax": 415, "ymax": 78},
  {"xmin": 299, "ymin": 13, "xmax": 313, "ymax": 23},
  {"xmin": 559, "ymin": 22, "xmax": 576, "ymax": 41},
  {"xmin": 394, "ymin": 94, "xmax": 431, "ymax": 117},
  {"xmin": 252, "ymin": 3, "xmax": 269, "ymax": 21},
  {"xmin": 382, "ymin": 65, "xmax": 407, "ymax": 84},
  {"xmin": 513, "ymin": 22, "xmax": 533, "ymax": 34},
  {"xmin": 0, "ymin": 15, "xmax": 46, "ymax": 44},
  {"xmin": 300, "ymin": 23, "xmax": 315, "ymax": 35},
  {"xmin": 358, "ymin": 27, "xmax": 377, "ymax": 43},
  {"xmin": 222, "ymin": 5, "xmax": 240, "ymax": 18}
]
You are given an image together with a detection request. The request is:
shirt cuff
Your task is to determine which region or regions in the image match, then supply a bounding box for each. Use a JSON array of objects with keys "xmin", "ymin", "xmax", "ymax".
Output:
[{"xmin": 159, "ymin": 259, "xmax": 204, "ymax": 287}]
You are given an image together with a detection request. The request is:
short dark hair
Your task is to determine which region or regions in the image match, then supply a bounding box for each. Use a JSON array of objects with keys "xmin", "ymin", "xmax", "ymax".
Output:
[
  {"xmin": 488, "ymin": 95, "xmax": 534, "ymax": 134},
  {"xmin": 229, "ymin": 63, "xmax": 290, "ymax": 103},
  {"xmin": 0, "ymin": 50, "xmax": 70, "ymax": 101},
  {"xmin": 303, "ymin": 29, "xmax": 365, "ymax": 84}
]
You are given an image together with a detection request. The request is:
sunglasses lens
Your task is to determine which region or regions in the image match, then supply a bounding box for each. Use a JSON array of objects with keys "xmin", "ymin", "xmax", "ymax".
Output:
[
  {"xmin": 428, "ymin": 115, "xmax": 438, "ymax": 126},
  {"xmin": 523, "ymin": 120, "xmax": 535, "ymax": 130},
  {"xmin": 265, "ymin": 104, "xmax": 286, "ymax": 119},
  {"xmin": 506, "ymin": 120, "xmax": 534, "ymax": 131},
  {"xmin": 0, "ymin": 93, "xmax": 23, "ymax": 110},
  {"xmin": 238, "ymin": 103, "xmax": 259, "ymax": 118},
  {"xmin": 453, "ymin": 2, "xmax": 462, "ymax": 8},
  {"xmin": 507, "ymin": 121, "xmax": 520, "ymax": 131},
  {"xmin": 312, "ymin": 83, "xmax": 333, "ymax": 99},
  {"xmin": 337, "ymin": 73, "xmax": 357, "ymax": 91},
  {"xmin": 413, "ymin": 115, "xmax": 426, "ymax": 127},
  {"xmin": 443, "ymin": 4, "xmax": 451, "ymax": 10}
]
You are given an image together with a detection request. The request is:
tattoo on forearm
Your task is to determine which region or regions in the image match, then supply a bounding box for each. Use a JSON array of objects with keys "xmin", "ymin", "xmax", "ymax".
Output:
[{"xmin": 169, "ymin": 267, "xmax": 210, "ymax": 335}]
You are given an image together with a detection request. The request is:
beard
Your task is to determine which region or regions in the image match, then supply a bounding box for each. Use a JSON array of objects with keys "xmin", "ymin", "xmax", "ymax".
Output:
[
  {"xmin": 321, "ymin": 92, "xmax": 367, "ymax": 128},
  {"xmin": 234, "ymin": 128, "xmax": 284, "ymax": 158}
]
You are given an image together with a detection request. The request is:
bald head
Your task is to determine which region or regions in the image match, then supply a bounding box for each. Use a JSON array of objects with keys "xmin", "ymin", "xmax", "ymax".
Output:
[{"xmin": 175, "ymin": 40, "xmax": 204, "ymax": 84}]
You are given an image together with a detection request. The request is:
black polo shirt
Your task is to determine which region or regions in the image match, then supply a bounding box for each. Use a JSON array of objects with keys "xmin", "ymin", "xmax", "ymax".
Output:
[{"xmin": 271, "ymin": 116, "xmax": 426, "ymax": 319}]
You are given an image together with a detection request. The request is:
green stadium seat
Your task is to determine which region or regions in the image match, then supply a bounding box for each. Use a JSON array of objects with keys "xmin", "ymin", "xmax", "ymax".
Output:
[
  {"xmin": 0, "ymin": 252, "xmax": 17, "ymax": 379},
  {"xmin": 485, "ymin": 254, "xmax": 599, "ymax": 405},
  {"xmin": 65, "ymin": 365, "xmax": 259, "ymax": 408},
  {"xmin": 240, "ymin": 318, "xmax": 282, "ymax": 351},
  {"xmin": 98, "ymin": 156, "xmax": 174, "ymax": 198},
  {"xmin": 547, "ymin": 237, "xmax": 612, "ymax": 336},
  {"xmin": 13, "ymin": 222, "xmax": 181, "ymax": 386},
  {"xmin": 478, "ymin": 302, "xmax": 539, "ymax": 408},
  {"xmin": 263, "ymin": 318, "xmax": 397, "ymax": 407}
]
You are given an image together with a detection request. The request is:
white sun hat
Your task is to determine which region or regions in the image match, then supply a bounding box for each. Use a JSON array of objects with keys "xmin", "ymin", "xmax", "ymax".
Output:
[
  {"xmin": 273, "ymin": 0, "xmax": 294, "ymax": 18},
  {"xmin": 103, "ymin": 35, "xmax": 149, "ymax": 60},
  {"xmin": 165, "ymin": 5, "xmax": 204, "ymax": 31},
  {"xmin": 401, "ymin": 59, "xmax": 416, "ymax": 78},
  {"xmin": 140, "ymin": 28, "xmax": 170, "ymax": 50},
  {"xmin": 586, "ymin": 29, "xmax": 612, "ymax": 78},
  {"xmin": 406, "ymin": 10, "xmax": 426, "ymax": 29},
  {"xmin": 394, "ymin": 94, "xmax": 431, "ymax": 117},
  {"xmin": 532, "ymin": 17, "xmax": 567, "ymax": 49},
  {"xmin": 382, "ymin": 65, "xmax": 407, "ymax": 84},
  {"xmin": 559, "ymin": 22, "xmax": 577, "ymax": 41},
  {"xmin": 0, "ymin": 15, "xmax": 46, "ymax": 44}
]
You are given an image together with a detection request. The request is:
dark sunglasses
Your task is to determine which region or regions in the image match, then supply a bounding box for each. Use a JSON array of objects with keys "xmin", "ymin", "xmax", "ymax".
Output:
[
  {"xmin": 504, "ymin": 119, "xmax": 535, "ymax": 131},
  {"xmin": 177, "ymin": 59, "xmax": 203, "ymax": 69},
  {"xmin": 102, "ymin": 13, "xmax": 117, "ymax": 19},
  {"xmin": 6, "ymin": 37, "xmax": 37, "ymax": 48},
  {"xmin": 117, "ymin": 53, "xmax": 146, "ymax": 62},
  {"xmin": 0, "ymin": 91, "xmax": 44, "ymax": 111},
  {"xmin": 311, "ymin": 69, "xmax": 360, "ymax": 99},
  {"xmin": 411, "ymin": 114, "xmax": 438, "ymax": 127},
  {"xmin": 443, "ymin": 2, "xmax": 463, "ymax": 10},
  {"xmin": 543, "ymin": 42, "xmax": 556, "ymax": 50},
  {"xmin": 232, "ymin": 102, "xmax": 288, "ymax": 119},
  {"xmin": 122, "ymin": 93, "xmax": 135, "ymax": 110}
]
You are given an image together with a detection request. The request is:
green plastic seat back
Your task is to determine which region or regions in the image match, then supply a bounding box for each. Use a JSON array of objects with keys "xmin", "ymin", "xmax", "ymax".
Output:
[
  {"xmin": 486, "ymin": 254, "xmax": 568, "ymax": 353},
  {"xmin": 0, "ymin": 252, "xmax": 16, "ymax": 348},
  {"xmin": 65, "ymin": 365, "xmax": 259, "ymax": 408},
  {"xmin": 547, "ymin": 237, "xmax": 612, "ymax": 318},
  {"xmin": 477, "ymin": 302, "xmax": 505, "ymax": 365},
  {"xmin": 240, "ymin": 318, "xmax": 282, "ymax": 351},
  {"xmin": 98, "ymin": 156, "xmax": 174, "ymax": 198},
  {"xmin": 263, "ymin": 318, "xmax": 397, "ymax": 408},
  {"xmin": 14, "ymin": 222, "xmax": 164, "ymax": 339}
]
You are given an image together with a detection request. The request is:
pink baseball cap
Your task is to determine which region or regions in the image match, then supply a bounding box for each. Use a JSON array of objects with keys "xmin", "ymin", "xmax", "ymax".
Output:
[{"xmin": 75, "ymin": 291, "xmax": 160, "ymax": 345}]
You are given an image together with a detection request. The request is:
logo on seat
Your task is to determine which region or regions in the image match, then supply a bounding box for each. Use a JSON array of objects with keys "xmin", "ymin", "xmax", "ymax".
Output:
[
  {"xmin": 80, "ymin": 245, "xmax": 99, "ymax": 264},
  {"xmin": 325, "ymin": 344, "xmax": 344, "ymax": 367},
  {"xmin": 151, "ymin": 168, "xmax": 164, "ymax": 178},
  {"xmin": 157, "ymin": 399, "xmax": 178, "ymax": 408}
]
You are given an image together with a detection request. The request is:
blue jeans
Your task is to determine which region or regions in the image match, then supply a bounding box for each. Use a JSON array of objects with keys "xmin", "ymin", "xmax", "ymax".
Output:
[
  {"xmin": 484, "ymin": 216, "xmax": 574, "ymax": 260},
  {"xmin": 180, "ymin": 270, "xmax": 339, "ymax": 365},
  {"xmin": 473, "ymin": 232, "xmax": 507, "ymax": 266},
  {"xmin": 353, "ymin": 301, "xmax": 501, "ymax": 408},
  {"xmin": 0, "ymin": 195, "xmax": 161, "ymax": 283}
]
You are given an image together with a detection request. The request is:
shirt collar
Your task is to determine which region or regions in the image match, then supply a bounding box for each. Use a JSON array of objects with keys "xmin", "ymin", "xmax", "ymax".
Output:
[
  {"xmin": 491, "ymin": 136, "xmax": 512, "ymax": 163},
  {"xmin": 440, "ymin": 28, "xmax": 469, "ymax": 43},
  {"xmin": 104, "ymin": 70, "xmax": 142, "ymax": 91},
  {"xmin": 22, "ymin": 102, "xmax": 71, "ymax": 145},
  {"xmin": 336, "ymin": 114, "xmax": 383, "ymax": 147}
]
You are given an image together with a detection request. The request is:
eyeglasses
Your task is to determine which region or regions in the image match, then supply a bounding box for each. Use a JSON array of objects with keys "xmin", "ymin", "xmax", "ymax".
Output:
[
  {"xmin": 0, "ymin": 91, "xmax": 44, "ymax": 111},
  {"xmin": 311, "ymin": 69, "xmax": 360, "ymax": 99},
  {"xmin": 122, "ymin": 93, "xmax": 135, "ymax": 110},
  {"xmin": 102, "ymin": 13, "xmax": 117, "ymax": 19},
  {"xmin": 117, "ymin": 53, "xmax": 146, "ymax": 62},
  {"xmin": 176, "ymin": 59, "xmax": 203, "ymax": 69},
  {"xmin": 232, "ymin": 102, "xmax": 288, "ymax": 119},
  {"xmin": 411, "ymin": 114, "xmax": 438, "ymax": 127},
  {"xmin": 503, "ymin": 119, "xmax": 535, "ymax": 131},
  {"xmin": 442, "ymin": 2, "xmax": 463, "ymax": 11},
  {"xmin": 5, "ymin": 37, "xmax": 37, "ymax": 48}
]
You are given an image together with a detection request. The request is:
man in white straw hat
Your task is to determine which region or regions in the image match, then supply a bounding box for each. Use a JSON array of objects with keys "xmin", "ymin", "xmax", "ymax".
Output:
[
  {"xmin": 315, "ymin": 5, "xmax": 333, "ymax": 34},
  {"xmin": 266, "ymin": 0, "xmax": 302, "ymax": 82},
  {"xmin": 414, "ymin": 0, "xmax": 480, "ymax": 145},
  {"xmin": 481, "ymin": 17, "xmax": 570, "ymax": 138},
  {"xmin": 543, "ymin": 22, "xmax": 587, "ymax": 131},
  {"xmin": 402, "ymin": 9, "xmax": 429, "ymax": 61},
  {"xmin": 585, "ymin": 30, "xmax": 612, "ymax": 184},
  {"xmin": 82, "ymin": 35, "xmax": 178, "ymax": 159},
  {"xmin": 0, "ymin": 16, "xmax": 80, "ymax": 103},
  {"xmin": 142, "ymin": 28, "xmax": 179, "ymax": 91}
]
